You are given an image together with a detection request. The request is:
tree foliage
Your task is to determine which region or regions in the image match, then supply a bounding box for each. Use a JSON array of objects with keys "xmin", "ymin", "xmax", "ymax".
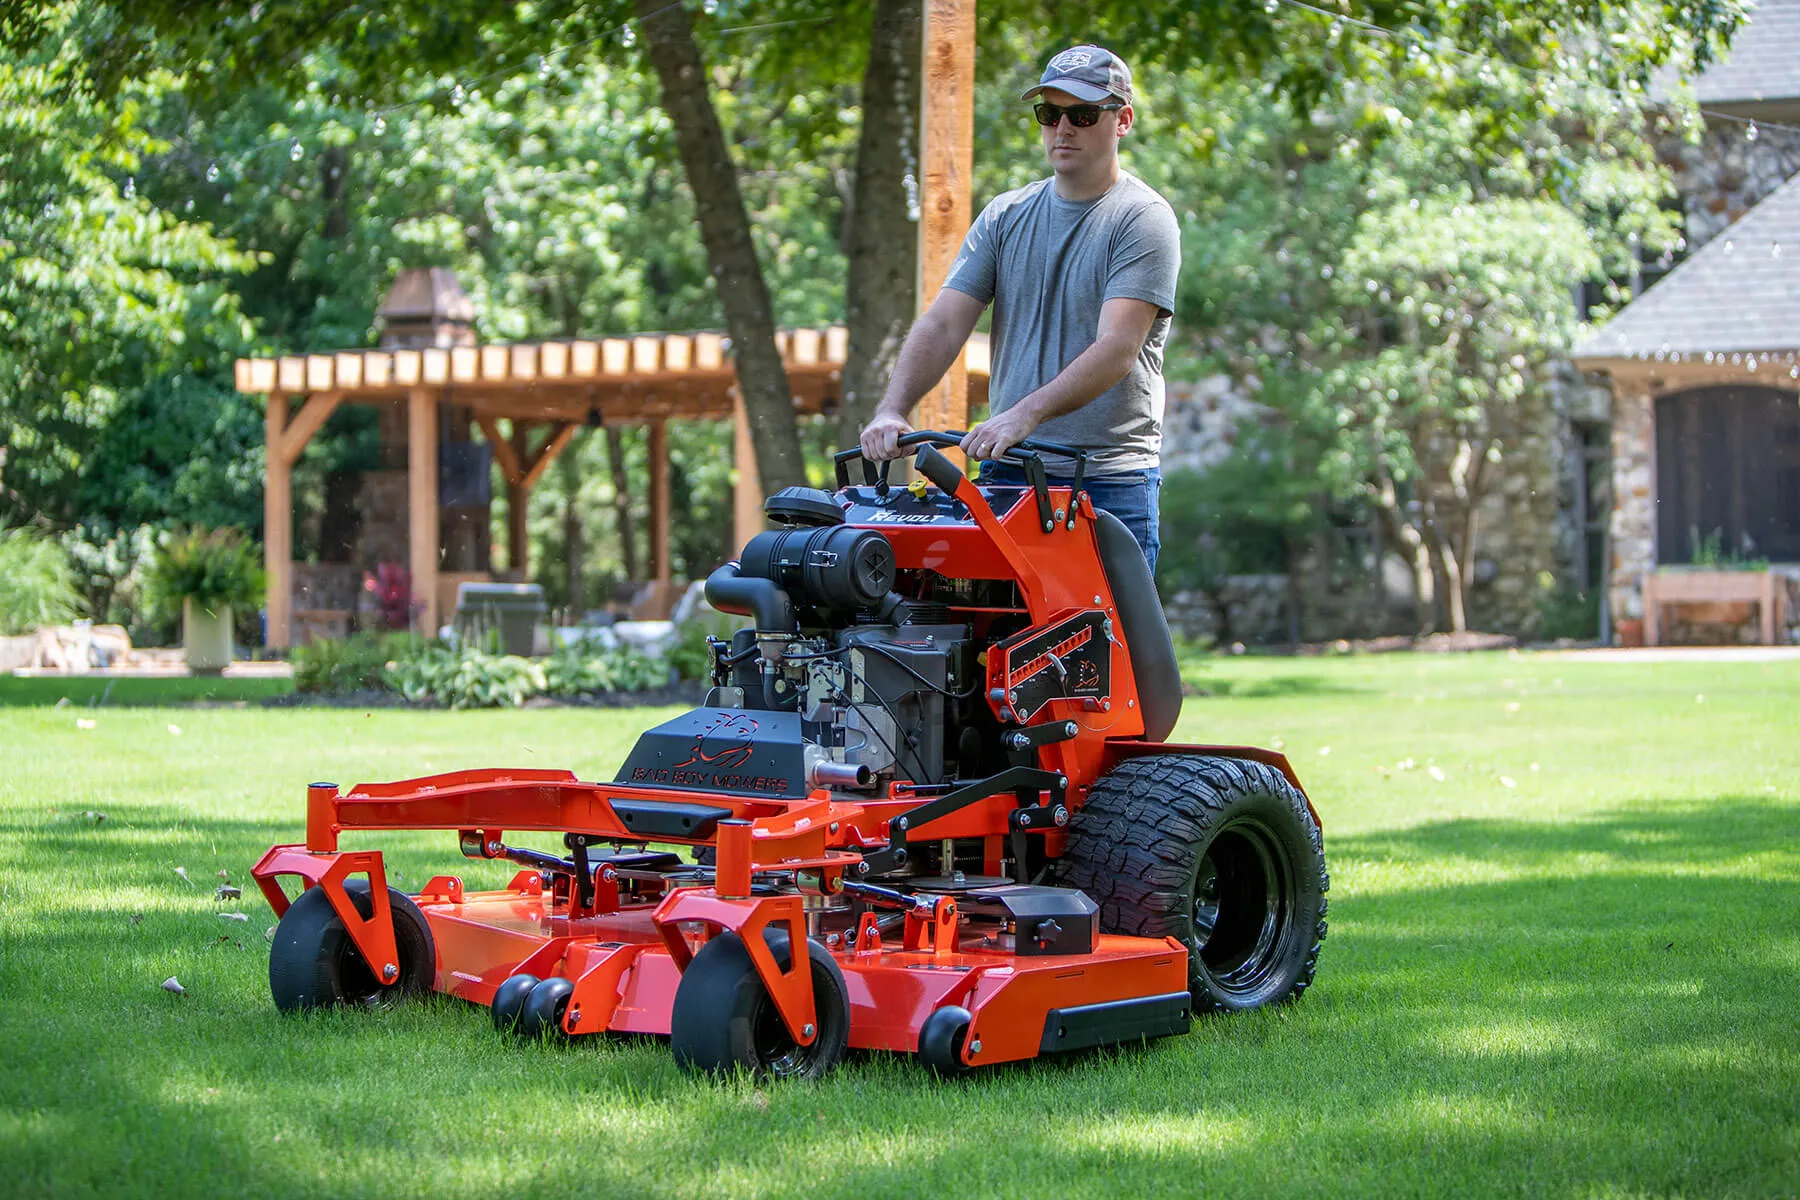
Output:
[{"xmin": 0, "ymin": 5, "xmax": 256, "ymax": 527}]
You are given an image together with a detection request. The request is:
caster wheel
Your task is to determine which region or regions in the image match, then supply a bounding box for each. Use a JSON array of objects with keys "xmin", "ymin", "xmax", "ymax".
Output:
[
  {"xmin": 670, "ymin": 930, "xmax": 849, "ymax": 1080},
  {"xmin": 269, "ymin": 879, "xmax": 436, "ymax": 1013},
  {"xmin": 491, "ymin": 974, "xmax": 541, "ymax": 1033},
  {"xmin": 518, "ymin": 977, "xmax": 574, "ymax": 1039},
  {"xmin": 917, "ymin": 1005, "xmax": 972, "ymax": 1076}
]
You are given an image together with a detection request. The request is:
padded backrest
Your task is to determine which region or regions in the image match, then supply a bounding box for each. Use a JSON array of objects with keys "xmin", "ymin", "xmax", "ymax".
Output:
[{"xmin": 1092, "ymin": 510, "xmax": 1182, "ymax": 742}]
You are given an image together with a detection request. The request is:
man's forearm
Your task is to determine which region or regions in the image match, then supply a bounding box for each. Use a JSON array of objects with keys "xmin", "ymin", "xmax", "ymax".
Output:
[{"xmin": 1010, "ymin": 332, "xmax": 1140, "ymax": 425}]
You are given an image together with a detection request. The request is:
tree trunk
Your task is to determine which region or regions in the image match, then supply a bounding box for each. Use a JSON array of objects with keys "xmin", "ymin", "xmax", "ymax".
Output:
[
  {"xmin": 604, "ymin": 427, "xmax": 639, "ymax": 582},
  {"xmin": 634, "ymin": 0, "xmax": 805, "ymax": 494},
  {"xmin": 837, "ymin": 0, "xmax": 922, "ymax": 446},
  {"xmin": 1437, "ymin": 539, "xmax": 1467, "ymax": 633},
  {"xmin": 321, "ymin": 146, "xmax": 349, "ymax": 240},
  {"xmin": 1375, "ymin": 503, "xmax": 1437, "ymax": 636}
]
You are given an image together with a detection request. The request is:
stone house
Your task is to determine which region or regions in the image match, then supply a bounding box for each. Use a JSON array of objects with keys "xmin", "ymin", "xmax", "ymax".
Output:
[
  {"xmin": 1162, "ymin": 0, "xmax": 1800, "ymax": 643},
  {"xmin": 1574, "ymin": 0, "xmax": 1800, "ymax": 645}
]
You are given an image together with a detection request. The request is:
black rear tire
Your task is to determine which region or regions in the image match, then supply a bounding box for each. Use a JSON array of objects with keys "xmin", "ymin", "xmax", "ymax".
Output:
[
  {"xmin": 670, "ymin": 930, "xmax": 850, "ymax": 1080},
  {"xmin": 269, "ymin": 879, "xmax": 436, "ymax": 1012},
  {"xmin": 1051, "ymin": 755, "xmax": 1327, "ymax": 1013}
]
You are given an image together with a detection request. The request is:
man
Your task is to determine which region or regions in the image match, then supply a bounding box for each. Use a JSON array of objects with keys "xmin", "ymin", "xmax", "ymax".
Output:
[{"xmin": 859, "ymin": 44, "xmax": 1181, "ymax": 571}]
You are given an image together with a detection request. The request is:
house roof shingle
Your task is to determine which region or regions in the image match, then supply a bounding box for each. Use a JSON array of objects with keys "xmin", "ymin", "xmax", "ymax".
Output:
[
  {"xmin": 1687, "ymin": 0, "xmax": 1800, "ymax": 106},
  {"xmin": 1572, "ymin": 169, "xmax": 1800, "ymax": 361}
]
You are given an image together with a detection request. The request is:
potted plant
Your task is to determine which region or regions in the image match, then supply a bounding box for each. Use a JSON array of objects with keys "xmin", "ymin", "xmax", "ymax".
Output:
[{"xmin": 146, "ymin": 528, "xmax": 264, "ymax": 673}]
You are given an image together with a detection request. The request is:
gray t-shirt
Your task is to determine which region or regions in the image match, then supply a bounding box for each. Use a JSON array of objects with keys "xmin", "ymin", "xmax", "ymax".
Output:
[{"xmin": 943, "ymin": 172, "xmax": 1180, "ymax": 473}]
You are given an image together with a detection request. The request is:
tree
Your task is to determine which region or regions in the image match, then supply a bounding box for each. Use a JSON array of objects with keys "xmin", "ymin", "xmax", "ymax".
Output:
[
  {"xmin": 1330, "ymin": 198, "xmax": 1599, "ymax": 632},
  {"xmin": 0, "ymin": 5, "xmax": 256, "ymax": 529},
  {"xmin": 64, "ymin": 0, "xmax": 928, "ymax": 491},
  {"xmin": 1096, "ymin": 0, "xmax": 1732, "ymax": 632}
]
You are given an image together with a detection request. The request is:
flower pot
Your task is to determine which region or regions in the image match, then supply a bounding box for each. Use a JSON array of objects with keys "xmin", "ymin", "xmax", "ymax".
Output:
[
  {"xmin": 1615, "ymin": 617, "xmax": 1644, "ymax": 649},
  {"xmin": 183, "ymin": 599, "xmax": 234, "ymax": 674}
]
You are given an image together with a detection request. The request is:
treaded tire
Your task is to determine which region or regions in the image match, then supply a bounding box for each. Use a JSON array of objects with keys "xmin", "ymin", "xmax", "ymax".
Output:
[
  {"xmin": 670, "ymin": 930, "xmax": 850, "ymax": 1080},
  {"xmin": 268, "ymin": 879, "xmax": 436, "ymax": 1012},
  {"xmin": 1051, "ymin": 755, "xmax": 1327, "ymax": 1014}
]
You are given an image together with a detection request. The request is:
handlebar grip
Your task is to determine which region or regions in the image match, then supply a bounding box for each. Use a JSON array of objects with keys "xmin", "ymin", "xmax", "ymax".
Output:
[{"xmin": 914, "ymin": 445, "xmax": 967, "ymax": 495}]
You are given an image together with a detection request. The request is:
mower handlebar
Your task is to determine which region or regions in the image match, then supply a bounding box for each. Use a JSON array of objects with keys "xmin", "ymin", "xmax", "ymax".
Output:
[
  {"xmin": 831, "ymin": 430, "xmax": 1088, "ymax": 488},
  {"xmin": 831, "ymin": 430, "xmax": 1088, "ymax": 533}
]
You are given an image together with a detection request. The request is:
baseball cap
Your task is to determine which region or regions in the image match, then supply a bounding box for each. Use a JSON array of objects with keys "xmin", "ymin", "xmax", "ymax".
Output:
[{"xmin": 1020, "ymin": 45, "xmax": 1134, "ymax": 106}]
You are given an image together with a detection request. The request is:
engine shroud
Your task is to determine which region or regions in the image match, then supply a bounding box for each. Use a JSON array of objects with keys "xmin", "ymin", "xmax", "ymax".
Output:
[{"xmin": 615, "ymin": 708, "xmax": 812, "ymax": 798}]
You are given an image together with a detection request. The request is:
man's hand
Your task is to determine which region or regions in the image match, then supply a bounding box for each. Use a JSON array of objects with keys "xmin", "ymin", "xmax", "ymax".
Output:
[
  {"xmin": 860, "ymin": 410, "xmax": 914, "ymax": 461},
  {"xmin": 960, "ymin": 403, "xmax": 1041, "ymax": 461}
]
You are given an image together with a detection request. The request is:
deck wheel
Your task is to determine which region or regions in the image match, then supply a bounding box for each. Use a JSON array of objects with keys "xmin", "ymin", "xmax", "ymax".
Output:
[
  {"xmin": 916, "ymin": 1005, "xmax": 973, "ymax": 1076},
  {"xmin": 670, "ymin": 930, "xmax": 849, "ymax": 1080},
  {"xmin": 268, "ymin": 879, "xmax": 436, "ymax": 1012},
  {"xmin": 491, "ymin": 974, "xmax": 540, "ymax": 1033},
  {"xmin": 518, "ymin": 977, "xmax": 575, "ymax": 1039}
]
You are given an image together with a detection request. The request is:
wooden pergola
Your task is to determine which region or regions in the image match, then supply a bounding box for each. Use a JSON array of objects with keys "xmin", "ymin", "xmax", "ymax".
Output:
[
  {"xmin": 236, "ymin": 327, "xmax": 990, "ymax": 648},
  {"xmin": 236, "ymin": 0, "xmax": 981, "ymax": 651}
]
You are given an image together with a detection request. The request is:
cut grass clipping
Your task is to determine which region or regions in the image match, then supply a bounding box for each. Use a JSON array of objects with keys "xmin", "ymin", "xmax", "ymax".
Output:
[{"xmin": 1, "ymin": 651, "xmax": 1796, "ymax": 1198}]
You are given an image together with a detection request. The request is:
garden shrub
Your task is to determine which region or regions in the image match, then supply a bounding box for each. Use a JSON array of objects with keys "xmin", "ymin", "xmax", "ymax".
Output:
[
  {"xmin": 0, "ymin": 524, "xmax": 84, "ymax": 635},
  {"xmin": 291, "ymin": 631, "xmax": 420, "ymax": 693},
  {"xmin": 386, "ymin": 642, "xmax": 546, "ymax": 709}
]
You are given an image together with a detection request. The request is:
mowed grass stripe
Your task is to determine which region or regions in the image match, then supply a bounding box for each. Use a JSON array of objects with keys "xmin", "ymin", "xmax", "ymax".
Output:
[{"xmin": 0, "ymin": 652, "xmax": 1795, "ymax": 1198}]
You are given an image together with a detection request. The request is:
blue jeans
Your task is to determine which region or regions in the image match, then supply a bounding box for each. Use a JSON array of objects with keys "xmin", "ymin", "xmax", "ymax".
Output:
[{"xmin": 976, "ymin": 462, "xmax": 1162, "ymax": 575}]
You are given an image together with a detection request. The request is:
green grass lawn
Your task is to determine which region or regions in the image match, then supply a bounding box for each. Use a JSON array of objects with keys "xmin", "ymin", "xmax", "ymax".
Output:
[{"xmin": 1, "ymin": 652, "xmax": 1796, "ymax": 1198}]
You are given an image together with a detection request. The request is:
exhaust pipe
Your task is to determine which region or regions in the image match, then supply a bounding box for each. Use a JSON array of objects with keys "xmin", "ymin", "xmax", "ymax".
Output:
[{"xmin": 807, "ymin": 760, "xmax": 873, "ymax": 790}]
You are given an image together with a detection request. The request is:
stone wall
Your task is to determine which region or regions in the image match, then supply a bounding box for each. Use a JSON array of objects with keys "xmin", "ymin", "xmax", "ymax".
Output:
[
  {"xmin": 1159, "ymin": 363, "xmax": 1607, "ymax": 639},
  {"xmin": 1606, "ymin": 387, "xmax": 1658, "ymax": 633},
  {"xmin": 1662, "ymin": 122, "xmax": 1800, "ymax": 252}
]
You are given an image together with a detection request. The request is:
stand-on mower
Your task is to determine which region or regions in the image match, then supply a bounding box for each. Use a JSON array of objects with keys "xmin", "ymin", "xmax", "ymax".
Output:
[{"xmin": 254, "ymin": 432, "xmax": 1327, "ymax": 1079}]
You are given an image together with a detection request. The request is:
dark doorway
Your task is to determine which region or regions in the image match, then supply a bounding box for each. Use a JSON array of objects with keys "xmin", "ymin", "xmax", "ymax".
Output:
[{"xmin": 1654, "ymin": 385, "xmax": 1800, "ymax": 563}]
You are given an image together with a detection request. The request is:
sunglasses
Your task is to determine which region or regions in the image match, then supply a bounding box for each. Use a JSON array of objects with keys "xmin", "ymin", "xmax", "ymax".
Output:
[{"xmin": 1032, "ymin": 101, "xmax": 1124, "ymax": 128}]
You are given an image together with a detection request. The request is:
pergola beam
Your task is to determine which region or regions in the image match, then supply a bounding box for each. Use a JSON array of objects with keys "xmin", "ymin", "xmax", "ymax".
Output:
[
  {"xmin": 274, "ymin": 392, "xmax": 344, "ymax": 465},
  {"xmin": 475, "ymin": 415, "xmax": 524, "ymax": 485},
  {"xmin": 520, "ymin": 423, "xmax": 580, "ymax": 492}
]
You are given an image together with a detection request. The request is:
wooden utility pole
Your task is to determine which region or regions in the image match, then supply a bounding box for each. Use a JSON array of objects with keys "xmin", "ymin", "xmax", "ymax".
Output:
[{"xmin": 915, "ymin": 0, "xmax": 975, "ymax": 435}]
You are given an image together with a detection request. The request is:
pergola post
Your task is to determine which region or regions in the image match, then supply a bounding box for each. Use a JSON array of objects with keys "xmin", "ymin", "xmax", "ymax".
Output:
[
  {"xmin": 732, "ymin": 389, "xmax": 763, "ymax": 552},
  {"xmin": 914, "ymin": 0, "xmax": 975, "ymax": 434},
  {"xmin": 507, "ymin": 423, "xmax": 531, "ymax": 577},
  {"xmin": 649, "ymin": 418, "xmax": 672, "ymax": 588},
  {"xmin": 264, "ymin": 393, "xmax": 292, "ymax": 650},
  {"xmin": 408, "ymin": 387, "xmax": 441, "ymax": 634}
]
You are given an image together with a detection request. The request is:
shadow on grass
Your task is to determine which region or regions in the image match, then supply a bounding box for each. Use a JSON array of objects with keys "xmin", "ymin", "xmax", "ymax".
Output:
[
  {"xmin": 3, "ymin": 799, "xmax": 1797, "ymax": 1197},
  {"xmin": 0, "ymin": 674, "xmax": 293, "ymax": 707}
]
